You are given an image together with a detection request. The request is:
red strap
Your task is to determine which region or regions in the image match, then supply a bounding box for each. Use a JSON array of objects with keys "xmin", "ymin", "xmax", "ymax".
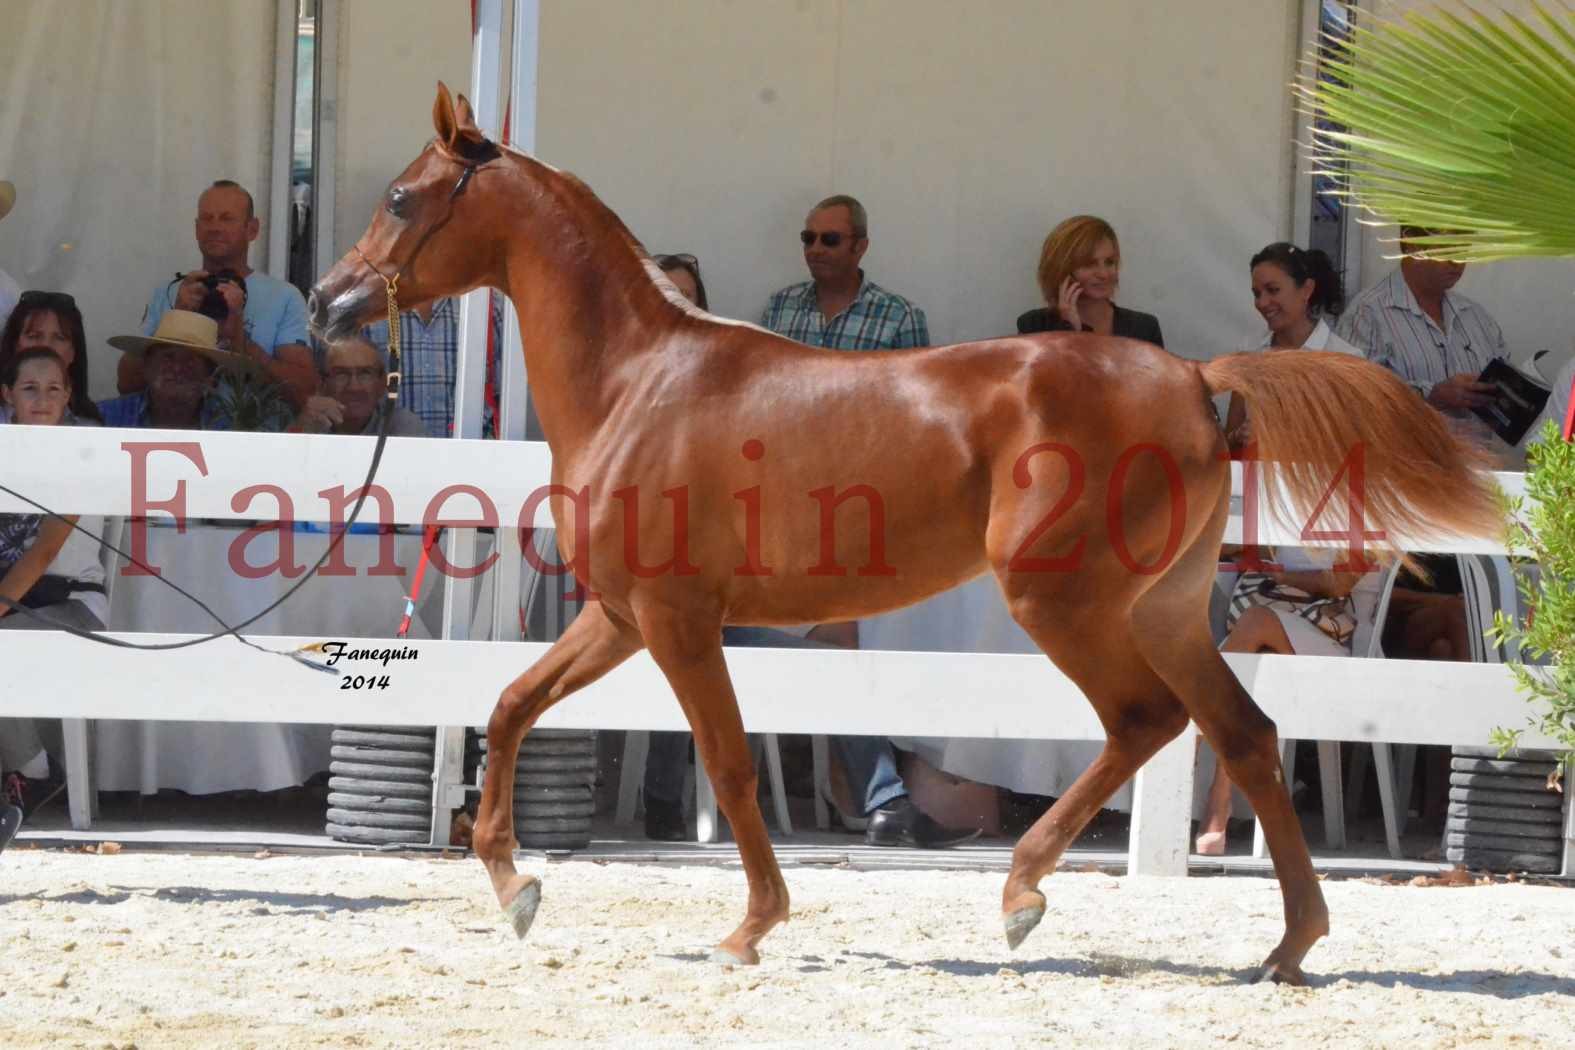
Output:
[
  {"xmin": 397, "ymin": 525, "xmax": 444, "ymax": 638},
  {"xmin": 1563, "ymin": 374, "xmax": 1575, "ymax": 442}
]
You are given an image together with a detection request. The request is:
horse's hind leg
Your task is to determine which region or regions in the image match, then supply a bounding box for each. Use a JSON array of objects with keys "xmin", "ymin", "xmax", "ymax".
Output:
[
  {"xmin": 636, "ymin": 605, "xmax": 789, "ymax": 965},
  {"xmin": 473, "ymin": 601, "xmax": 643, "ymax": 938},
  {"xmin": 996, "ymin": 604, "xmax": 1190, "ymax": 950},
  {"xmin": 1132, "ymin": 538, "xmax": 1327, "ymax": 985}
]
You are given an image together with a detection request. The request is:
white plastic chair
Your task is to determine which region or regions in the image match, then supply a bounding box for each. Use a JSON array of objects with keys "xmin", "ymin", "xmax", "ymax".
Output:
[
  {"xmin": 62, "ymin": 515, "xmax": 123, "ymax": 830},
  {"xmin": 1255, "ymin": 557, "xmax": 1409, "ymax": 858},
  {"xmin": 615, "ymin": 730, "xmax": 798, "ymax": 841}
]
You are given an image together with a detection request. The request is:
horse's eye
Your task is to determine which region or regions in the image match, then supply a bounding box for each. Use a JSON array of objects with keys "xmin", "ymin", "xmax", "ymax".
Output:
[{"xmin": 385, "ymin": 187, "xmax": 409, "ymax": 217}]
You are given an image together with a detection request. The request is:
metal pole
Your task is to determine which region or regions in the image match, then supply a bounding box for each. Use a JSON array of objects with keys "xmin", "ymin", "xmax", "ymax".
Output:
[
  {"xmin": 431, "ymin": 0, "xmax": 506, "ymax": 848},
  {"xmin": 265, "ymin": 0, "xmax": 298, "ymax": 280},
  {"xmin": 487, "ymin": 0, "xmax": 541, "ymax": 649}
]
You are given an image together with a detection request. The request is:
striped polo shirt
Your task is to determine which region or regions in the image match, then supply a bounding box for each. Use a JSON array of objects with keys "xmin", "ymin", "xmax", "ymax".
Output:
[{"xmin": 1335, "ymin": 269, "xmax": 1506, "ymax": 396}]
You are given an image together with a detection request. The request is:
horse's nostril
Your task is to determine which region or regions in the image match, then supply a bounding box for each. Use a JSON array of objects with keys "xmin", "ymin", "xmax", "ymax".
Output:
[{"xmin": 306, "ymin": 290, "xmax": 320, "ymax": 319}]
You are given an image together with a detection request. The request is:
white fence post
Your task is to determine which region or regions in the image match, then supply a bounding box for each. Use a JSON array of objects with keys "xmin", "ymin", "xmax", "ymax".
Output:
[{"xmin": 1128, "ymin": 726, "xmax": 1196, "ymax": 876}]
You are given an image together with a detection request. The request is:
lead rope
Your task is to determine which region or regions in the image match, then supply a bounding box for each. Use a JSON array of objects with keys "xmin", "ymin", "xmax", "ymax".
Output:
[
  {"xmin": 0, "ymin": 278, "xmax": 407, "ymax": 674},
  {"xmin": 0, "ymin": 158, "xmax": 484, "ymax": 668}
]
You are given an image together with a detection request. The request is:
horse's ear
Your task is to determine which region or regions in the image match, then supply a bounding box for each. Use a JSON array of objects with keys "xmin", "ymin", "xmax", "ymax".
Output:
[
  {"xmin": 454, "ymin": 92, "xmax": 479, "ymax": 132},
  {"xmin": 433, "ymin": 81, "xmax": 458, "ymax": 148}
]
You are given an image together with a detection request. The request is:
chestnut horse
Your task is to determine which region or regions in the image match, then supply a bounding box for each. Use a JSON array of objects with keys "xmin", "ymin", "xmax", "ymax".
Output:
[{"xmin": 310, "ymin": 85, "xmax": 1499, "ymax": 984}]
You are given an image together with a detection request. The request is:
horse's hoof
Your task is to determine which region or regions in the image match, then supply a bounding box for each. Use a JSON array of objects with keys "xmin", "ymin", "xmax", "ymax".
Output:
[
  {"xmin": 709, "ymin": 945, "xmax": 758, "ymax": 967},
  {"xmin": 502, "ymin": 880, "xmax": 541, "ymax": 941},
  {"xmin": 1251, "ymin": 959, "xmax": 1308, "ymax": 987},
  {"xmin": 1003, "ymin": 902, "xmax": 1045, "ymax": 950}
]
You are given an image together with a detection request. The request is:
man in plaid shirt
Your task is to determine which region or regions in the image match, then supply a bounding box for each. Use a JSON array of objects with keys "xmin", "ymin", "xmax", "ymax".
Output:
[
  {"xmin": 361, "ymin": 293, "xmax": 504, "ymax": 439},
  {"xmin": 760, "ymin": 194, "xmax": 930, "ymax": 351},
  {"xmin": 759, "ymin": 196, "xmax": 971, "ymax": 849}
]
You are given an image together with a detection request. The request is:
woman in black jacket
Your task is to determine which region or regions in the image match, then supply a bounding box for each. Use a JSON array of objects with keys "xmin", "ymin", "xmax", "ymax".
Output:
[{"xmin": 1016, "ymin": 215, "xmax": 1163, "ymax": 347}]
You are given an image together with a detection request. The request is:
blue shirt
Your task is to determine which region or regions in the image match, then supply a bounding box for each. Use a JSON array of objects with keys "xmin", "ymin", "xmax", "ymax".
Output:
[
  {"xmin": 760, "ymin": 275, "xmax": 930, "ymax": 351},
  {"xmin": 142, "ymin": 270, "xmax": 311, "ymax": 356},
  {"xmin": 97, "ymin": 390, "xmax": 290, "ymax": 432}
]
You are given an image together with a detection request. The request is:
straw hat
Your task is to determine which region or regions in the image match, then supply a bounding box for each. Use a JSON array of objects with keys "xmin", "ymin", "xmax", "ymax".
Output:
[
  {"xmin": 0, "ymin": 181, "xmax": 15, "ymax": 222},
  {"xmin": 107, "ymin": 309, "xmax": 260, "ymax": 373}
]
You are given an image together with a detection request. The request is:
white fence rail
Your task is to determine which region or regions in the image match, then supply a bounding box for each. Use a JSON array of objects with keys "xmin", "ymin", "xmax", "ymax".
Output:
[{"xmin": 1, "ymin": 426, "xmax": 1568, "ymax": 876}]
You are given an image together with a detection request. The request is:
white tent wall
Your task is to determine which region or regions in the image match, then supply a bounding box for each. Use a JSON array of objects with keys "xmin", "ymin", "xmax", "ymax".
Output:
[
  {"xmin": 325, "ymin": 1, "xmax": 1300, "ymax": 358},
  {"xmin": 333, "ymin": 1, "xmax": 472, "ymax": 266},
  {"xmin": 528, "ymin": 0, "xmax": 1302, "ymax": 356},
  {"xmin": 0, "ymin": 0, "xmax": 277, "ymax": 401},
  {"xmin": 6, "ymin": 1, "xmax": 1571, "ymax": 399}
]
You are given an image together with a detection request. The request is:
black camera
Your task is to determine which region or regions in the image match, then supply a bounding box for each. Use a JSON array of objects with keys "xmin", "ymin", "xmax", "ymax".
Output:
[{"xmin": 196, "ymin": 269, "xmax": 246, "ymax": 322}]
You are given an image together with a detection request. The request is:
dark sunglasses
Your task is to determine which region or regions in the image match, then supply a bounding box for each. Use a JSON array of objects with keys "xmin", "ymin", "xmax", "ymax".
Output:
[
  {"xmin": 800, "ymin": 230, "xmax": 850, "ymax": 248},
  {"xmin": 17, "ymin": 290, "xmax": 77, "ymax": 310},
  {"xmin": 653, "ymin": 252, "xmax": 700, "ymax": 275}
]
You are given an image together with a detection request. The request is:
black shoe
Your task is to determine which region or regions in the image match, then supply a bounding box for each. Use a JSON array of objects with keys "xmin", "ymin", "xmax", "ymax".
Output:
[
  {"xmin": 864, "ymin": 797, "xmax": 981, "ymax": 849},
  {"xmin": 643, "ymin": 796, "xmax": 689, "ymax": 842},
  {"xmin": 0, "ymin": 804, "xmax": 20, "ymax": 853},
  {"xmin": 2, "ymin": 758, "xmax": 65, "ymax": 820}
]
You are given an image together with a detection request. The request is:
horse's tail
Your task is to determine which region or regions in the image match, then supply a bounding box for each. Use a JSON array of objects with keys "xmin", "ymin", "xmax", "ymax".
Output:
[{"xmin": 1199, "ymin": 350, "xmax": 1502, "ymax": 558}]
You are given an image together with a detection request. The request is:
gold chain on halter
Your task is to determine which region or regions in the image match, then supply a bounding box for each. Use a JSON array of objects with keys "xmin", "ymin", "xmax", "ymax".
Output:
[{"xmin": 383, "ymin": 273, "xmax": 402, "ymax": 402}]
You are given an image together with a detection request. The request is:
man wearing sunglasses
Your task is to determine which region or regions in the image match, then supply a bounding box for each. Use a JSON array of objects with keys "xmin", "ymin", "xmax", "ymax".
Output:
[
  {"xmin": 760, "ymin": 194, "xmax": 930, "ymax": 352},
  {"xmin": 761, "ymin": 196, "xmax": 969, "ymax": 849}
]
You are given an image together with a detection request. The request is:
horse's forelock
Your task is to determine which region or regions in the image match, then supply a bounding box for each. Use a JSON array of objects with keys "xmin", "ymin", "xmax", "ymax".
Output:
[{"xmin": 430, "ymin": 136, "xmax": 502, "ymax": 168}]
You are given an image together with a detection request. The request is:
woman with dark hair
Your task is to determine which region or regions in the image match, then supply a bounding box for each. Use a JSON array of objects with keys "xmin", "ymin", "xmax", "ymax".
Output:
[
  {"xmin": 1199, "ymin": 242, "xmax": 1370, "ymax": 855},
  {"xmin": 2, "ymin": 347, "xmax": 110, "ymax": 820},
  {"xmin": 1224, "ymin": 242, "xmax": 1356, "ymax": 447},
  {"xmin": 653, "ymin": 253, "xmax": 708, "ymax": 311},
  {"xmin": 1016, "ymin": 215, "xmax": 1163, "ymax": 346},
  {"xmin": 0, "ymin": 290, "xmax": 103, "ymax": 423}
]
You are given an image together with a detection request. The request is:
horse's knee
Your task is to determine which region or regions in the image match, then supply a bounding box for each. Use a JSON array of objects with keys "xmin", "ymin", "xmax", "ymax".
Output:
[
  {"xmin": 1107, "ymin": 701, "xmax": 1190, "ymax": 756},
  {"xmin": 1211, "ymin": 713, "xmax": 1279, "ymax": 771},
  {"xmin": 708, "ymin": 764, "xmax": 759, "ymax": 804}
]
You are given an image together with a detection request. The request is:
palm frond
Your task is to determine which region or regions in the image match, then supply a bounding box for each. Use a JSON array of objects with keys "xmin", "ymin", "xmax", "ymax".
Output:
[{"xmin": 1297, "ymin": 1, "xmax": 1575, "ymax": 261}]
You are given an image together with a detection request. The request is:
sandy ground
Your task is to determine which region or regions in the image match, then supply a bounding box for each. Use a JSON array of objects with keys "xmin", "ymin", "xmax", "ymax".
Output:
[{"xmin": 1, "ymin": 849, "xmax": 1571, "ymax": 1049}]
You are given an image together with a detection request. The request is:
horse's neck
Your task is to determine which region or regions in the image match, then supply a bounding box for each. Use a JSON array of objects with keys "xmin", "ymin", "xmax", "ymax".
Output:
[{"xmin": 497, "ymin": 154, "xmax": 675, "ymax": 451}]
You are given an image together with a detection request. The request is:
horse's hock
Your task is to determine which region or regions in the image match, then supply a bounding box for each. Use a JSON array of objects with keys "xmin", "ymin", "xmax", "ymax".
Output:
[{"xmin": 472, "ymin": 728, "xmax": 597, "ymax": 851}]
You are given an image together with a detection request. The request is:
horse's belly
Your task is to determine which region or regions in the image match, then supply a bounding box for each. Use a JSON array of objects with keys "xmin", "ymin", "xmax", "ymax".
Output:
[{"xmin": 723, "ymin": 533, "xmax": 990, "ymax": 626}]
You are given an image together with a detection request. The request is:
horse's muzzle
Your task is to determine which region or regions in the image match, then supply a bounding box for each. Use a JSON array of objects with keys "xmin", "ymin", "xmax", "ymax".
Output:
[{"xmin": 307, "ymin": 282, "xmax": 373, "ymax": 343}]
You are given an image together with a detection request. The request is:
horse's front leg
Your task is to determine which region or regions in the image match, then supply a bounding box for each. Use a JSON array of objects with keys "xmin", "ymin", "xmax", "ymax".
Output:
[
  {"xmin": 638, "ymin": 607, "xmax": 790, "ymax": 965},
  {"xmin": 473, "ymin": 601, "xmax": 642, "ymax": 938}
]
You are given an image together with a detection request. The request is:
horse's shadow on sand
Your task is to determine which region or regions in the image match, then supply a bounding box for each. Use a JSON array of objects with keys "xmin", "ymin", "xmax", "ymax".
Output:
[
  {"xmin": 840, "ymin": 951, "xmax": 1574, "ymax": 1001},
  {"xmin": 0, "ymin": 885, "xmax": 461, "ymax": 914}
]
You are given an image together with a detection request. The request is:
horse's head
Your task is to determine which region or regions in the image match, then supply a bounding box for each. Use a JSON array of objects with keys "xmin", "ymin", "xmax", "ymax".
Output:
[{"xmin": 308, "ymin": 82, "xmax": 502, "ymax": 341}]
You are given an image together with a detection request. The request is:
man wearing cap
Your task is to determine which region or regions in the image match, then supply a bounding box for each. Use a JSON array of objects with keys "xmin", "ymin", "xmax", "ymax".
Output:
[
  {"xmin": 121, "ymin": 180, "xmax": 316, "ymax": 405},
  {"xmin": 0, "ymin": 180, "xmax": 20, "ymax": 330},
  {"xmin": 99, "ymin": 310, "xmax": 290, "ymax": 431}
]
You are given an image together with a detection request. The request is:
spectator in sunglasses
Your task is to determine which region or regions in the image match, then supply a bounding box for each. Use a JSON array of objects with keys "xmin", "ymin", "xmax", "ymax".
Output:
[
  {"xmin": 654, "ymin": 254, "xmax": 708, "ymax": 311},
  {"xmin": 759, "ymin": 203, "xmax": 975, "ymax": 850},
  {"xmin": 290, "ymin": 337, "xmax": 425, "ymax": 436},
  {"xmin": 1017, "ymin": 215, "xmax": 1163, "ymax": 347},
  {"xmin": 760, "ymin": 194, "xmax": 929, "ymax": 352},
  {"xmin": 0, "ymin": 290, "xmax": 103, "ymax": 424}
]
